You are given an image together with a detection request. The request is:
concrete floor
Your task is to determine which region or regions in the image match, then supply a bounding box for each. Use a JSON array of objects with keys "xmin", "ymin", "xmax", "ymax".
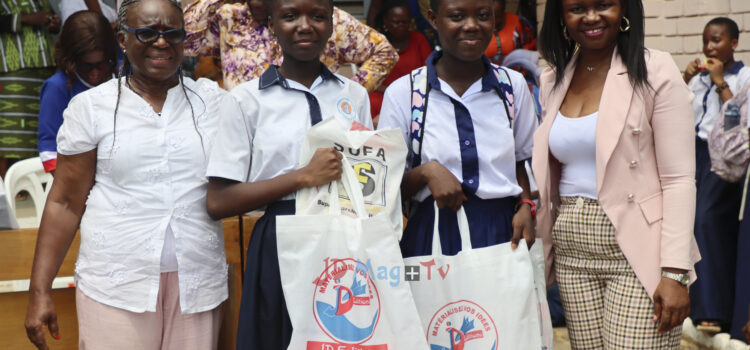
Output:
[{"xmin": 554, "ymin": 328, "xmax": 572, "ymax": 350}]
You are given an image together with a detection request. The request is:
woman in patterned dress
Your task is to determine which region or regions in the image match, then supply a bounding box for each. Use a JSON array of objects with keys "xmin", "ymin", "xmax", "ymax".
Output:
[{"xmin": 0, "ymin": 0, "xmax": 59, "ymax": 175}]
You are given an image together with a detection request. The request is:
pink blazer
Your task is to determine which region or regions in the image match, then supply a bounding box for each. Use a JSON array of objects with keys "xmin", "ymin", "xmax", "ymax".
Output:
[{"xmin": 531, "ymin": 48, "xmax": 701, "ymax": 299}]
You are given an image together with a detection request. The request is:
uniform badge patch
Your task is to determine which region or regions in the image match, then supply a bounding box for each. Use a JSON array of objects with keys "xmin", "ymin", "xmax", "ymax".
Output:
[{"xmin": 337, "ymin": 98, "xmax": 356, "ymax": 121}]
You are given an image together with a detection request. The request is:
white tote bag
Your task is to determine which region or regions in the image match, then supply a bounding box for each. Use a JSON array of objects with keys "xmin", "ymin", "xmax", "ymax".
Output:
[
  {"xmin": 404, "ymin": 203, "xmax": 546, "ymax": 349},
  {"xmin": 296, "ymin": 118, "xmax": 408, "ymax": 237},
  {"xmin": 529, "ymin": 240, "xmax": 554, "ymax": 349},
  {"xmin": 277, "ymin": 158, "xmax": 428, "ymax": 350}
]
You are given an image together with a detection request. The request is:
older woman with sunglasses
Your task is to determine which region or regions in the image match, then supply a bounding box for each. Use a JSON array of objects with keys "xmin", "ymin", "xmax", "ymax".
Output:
[
  {"xmin": 38, "ymin": 10, "xmax": 117, "ymax": 174},
  {"xmin": 24, "ymin": 0, "xmax": 238, "ymax": 349}
]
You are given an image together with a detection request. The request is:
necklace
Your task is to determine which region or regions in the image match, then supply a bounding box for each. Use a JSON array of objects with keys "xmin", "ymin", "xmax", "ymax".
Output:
[
  {"xmin": 582, "ymin": 60, "xmax": 610, "ymax": 72},
  {"xmin": 126, "ymin": 78, "xmax": 162, "ymax": 117},
  {"xmin": 126, "ymin": 77, "xmax": 144, "ymax": 98}
]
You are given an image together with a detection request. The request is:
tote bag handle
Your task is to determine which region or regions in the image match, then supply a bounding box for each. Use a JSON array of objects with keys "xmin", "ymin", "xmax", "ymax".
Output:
[
  {"xmin": 431, "ymin": 202, "xmax": 472, "ymax": 256},
  {"xmin": 329, "ymin": 154, "xmax": 368, "ymax": 218}
]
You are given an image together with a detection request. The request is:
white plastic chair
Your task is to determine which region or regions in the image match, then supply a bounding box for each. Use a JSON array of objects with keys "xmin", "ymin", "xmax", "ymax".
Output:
[
  {"xmin": 4, "ymin": 157, "xmax": 52, "ymax": 228},
  {"xmin": 0, "ymin": 176, "xmax": 19, "ymax": 229}
]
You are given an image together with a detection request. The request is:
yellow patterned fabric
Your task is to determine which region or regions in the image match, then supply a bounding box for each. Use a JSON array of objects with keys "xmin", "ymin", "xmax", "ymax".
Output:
[{"xmin": 184, "ymin": 0, "xmax": 398, "ymax": 91}]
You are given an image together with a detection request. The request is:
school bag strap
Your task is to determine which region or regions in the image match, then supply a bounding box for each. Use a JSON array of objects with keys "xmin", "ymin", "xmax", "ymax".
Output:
[
  {"xmin": 707, "ymin": 81, "xmax": 750, "ymax": 184},
  {"xmin": 408, "ymin": 64, "xmax": 515, "ymax": 170},
  {"xmin": 408, "ymin": 67, "xmax": 431, "ymax": 170},
  {"xmin": 491, "ymin": 64, "xmax": 515, "ymax": 128}
]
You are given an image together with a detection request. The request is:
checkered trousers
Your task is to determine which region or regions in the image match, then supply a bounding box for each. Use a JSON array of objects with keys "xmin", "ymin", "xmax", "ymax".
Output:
[{"xmin": 552, "ymin": 197, "xmax": 682, "ymax": 349}]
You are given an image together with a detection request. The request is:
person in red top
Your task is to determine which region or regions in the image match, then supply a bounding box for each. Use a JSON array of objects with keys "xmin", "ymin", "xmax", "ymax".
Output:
[
  {"xmin": 484, "ymin": 0, "xmax": 536, "ymax": 65},
  {"xmin": 370, "ymin": 0, "xmax": 432, "ymax": 122}
]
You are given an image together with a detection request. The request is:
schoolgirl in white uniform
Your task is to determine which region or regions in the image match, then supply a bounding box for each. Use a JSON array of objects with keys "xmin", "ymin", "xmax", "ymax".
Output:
[
  {"xmin": 378, "ymin": 0, "xmax": 537, "ymax": 257},
  {"xmin": 204, "ymin": 0, "xmax": 372, "ymax": 348},
  {"xmin": 682, "ymin": 17, "xmax": 750, "ymax": 333}
]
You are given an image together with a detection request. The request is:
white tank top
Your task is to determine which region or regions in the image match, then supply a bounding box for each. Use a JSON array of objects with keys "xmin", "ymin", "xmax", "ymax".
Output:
[{"xmin": 548, "ymin": 111, "xmax": 598, "ymax": 199}]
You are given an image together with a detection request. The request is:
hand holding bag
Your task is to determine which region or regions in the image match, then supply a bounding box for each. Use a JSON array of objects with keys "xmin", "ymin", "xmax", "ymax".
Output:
[
  {"xmin": 295, "ymin": 117, "xmax": 408, "ymax": 238},
  {"xmin": 277, "ymin": 157, "xmax": 428, "ymax": 350}
]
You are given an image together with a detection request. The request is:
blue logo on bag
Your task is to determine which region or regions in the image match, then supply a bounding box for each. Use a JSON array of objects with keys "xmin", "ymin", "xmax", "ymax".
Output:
[
  {"xmin": 313, "ymin": 258, "xmax": 381, "ymax": 344},
  {"xmin": 426, "ymin": 300, "xmax": 498, "ymax": 350}
]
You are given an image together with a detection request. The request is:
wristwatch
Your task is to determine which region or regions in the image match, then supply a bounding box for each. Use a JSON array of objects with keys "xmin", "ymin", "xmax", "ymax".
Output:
[
  {"xmin": 715, "ymin": 81, "xmax": 729, "ymax": 93},
  {"xmin": 662, "ymin": 271, "xmax": 690, "ymax": 286}
]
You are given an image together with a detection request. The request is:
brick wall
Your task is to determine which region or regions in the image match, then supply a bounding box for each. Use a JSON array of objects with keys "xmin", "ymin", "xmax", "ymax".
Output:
[{"xmin": 536, "ymin": 0, "xmax": 750, "ymax": 71}]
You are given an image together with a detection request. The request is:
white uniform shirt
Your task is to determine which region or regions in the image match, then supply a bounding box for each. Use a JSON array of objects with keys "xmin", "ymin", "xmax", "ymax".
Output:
[
  {"xmin": 689, "ymin": 62, "xmax": 750, "ymax": 140},
  {"xmin": 206, "ymin": 66, "xmax": 373, "ymax": 190},
  {"xmin": 57, "ymin": 77, "xmax": 234, "ymax": 314},
  {"xmin": 378, "ymin": 53, "xmax": 537, "ymax": 202}
]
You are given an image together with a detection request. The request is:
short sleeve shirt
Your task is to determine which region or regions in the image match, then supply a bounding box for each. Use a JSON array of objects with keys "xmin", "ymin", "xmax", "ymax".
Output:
[
  {"xmin": 57, "ymin": 77, "xmax": 236, "ymax": 314},
  {"xmin": 206, "ymin": 66, "xmax": 373, "ymax": 195},
  {"xmin": 378, "ymin": 52, "xmax": 538, "ymax": 202},
  {"xmin": 689, "ymin": 62, "xmax": 750, "ymax": 140}
]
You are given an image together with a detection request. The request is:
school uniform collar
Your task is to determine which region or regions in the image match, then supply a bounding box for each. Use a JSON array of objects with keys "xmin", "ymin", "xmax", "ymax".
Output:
[
  {"xmin": 699, "ymin": 60, "xmax": 744, "ymax": 77},
  {"xmin": 425, "ymin": 50, "xmax": 499, "ymax": 93},
  {"xmin": 258, "ymin": 64, "xmax": 343, "ymax": 90}
]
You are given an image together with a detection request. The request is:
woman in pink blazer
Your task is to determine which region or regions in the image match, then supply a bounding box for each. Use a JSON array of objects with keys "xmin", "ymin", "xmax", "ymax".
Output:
[{"xmin": 534, "ymin": 0, "xmax": 701, "ymax": 348}]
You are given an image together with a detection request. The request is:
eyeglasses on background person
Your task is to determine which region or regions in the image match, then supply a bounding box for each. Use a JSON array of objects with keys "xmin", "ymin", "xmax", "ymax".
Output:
[{"xmin": 121, "ymin": 24, "xmax": 186, "ymax": 45}]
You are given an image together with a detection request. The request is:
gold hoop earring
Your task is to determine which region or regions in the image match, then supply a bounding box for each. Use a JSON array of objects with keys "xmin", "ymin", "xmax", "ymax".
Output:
[
  {"xmin": 563, "ymin": 25, "xmax": 570, "ymax": 40},
  {"xmin": 619, "ymin": 17, "xmax": 631, "ymax": 32}
]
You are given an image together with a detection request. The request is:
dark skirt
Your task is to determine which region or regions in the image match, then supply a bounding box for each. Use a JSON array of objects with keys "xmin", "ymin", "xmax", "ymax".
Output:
[
  {"xmin": 690, "ymin": 138, "xmax": 743, "ymax": 327},
  {"xmin": 400, "ymin": 194, "xmax": 515, "ymax": 257},
  {"xmin": 236, "ymin": 200, "xmax": 295, "ymax": 350},
  {"xmin": 731, "ymin": 187, "xmax": 750, "ymax": 340}
]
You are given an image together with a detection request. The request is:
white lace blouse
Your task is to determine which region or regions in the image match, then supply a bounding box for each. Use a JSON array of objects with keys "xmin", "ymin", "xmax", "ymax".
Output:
[{"xmin": 56, "ymin": 77, "xmax": 239, "ymax": 314}]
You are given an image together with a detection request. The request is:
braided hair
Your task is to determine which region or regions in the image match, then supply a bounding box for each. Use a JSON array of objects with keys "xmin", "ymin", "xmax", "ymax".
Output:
[{"xmin": 112, "ymin": 0, "xmax": 206, "ymax": 158}]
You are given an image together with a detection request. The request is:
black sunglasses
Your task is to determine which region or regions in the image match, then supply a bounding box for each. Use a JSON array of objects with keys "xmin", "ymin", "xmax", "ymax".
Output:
[
  {"xmin": 121, "ymin": 24, "xmax": 186, "ymax": 46},
  {"xmin": 77, "ymin": 60, "xmax": 114, "ymax": 73}
]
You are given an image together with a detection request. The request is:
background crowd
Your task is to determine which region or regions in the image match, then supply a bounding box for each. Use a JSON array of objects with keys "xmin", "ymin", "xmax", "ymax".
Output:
[{"xmin": 3, "ymin": 0, "xmax": 749, "ymax": 348}]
